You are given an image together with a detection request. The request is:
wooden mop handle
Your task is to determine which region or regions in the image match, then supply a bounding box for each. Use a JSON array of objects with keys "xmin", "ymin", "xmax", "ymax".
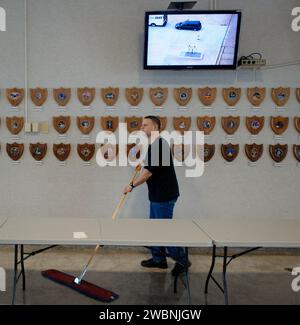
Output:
[
  {"xmin": 75, "ymin": 165, "xmax": 142, "ymax": 284},
  {"xmin": 111, "ymin": 165, "xmax": 141, "ymax": 220}
]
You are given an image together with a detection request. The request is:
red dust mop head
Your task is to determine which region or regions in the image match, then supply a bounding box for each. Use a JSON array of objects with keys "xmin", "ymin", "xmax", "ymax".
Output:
[{"xmin": 42, "ymin": 269, "xmax": 119, "ymax": 303}]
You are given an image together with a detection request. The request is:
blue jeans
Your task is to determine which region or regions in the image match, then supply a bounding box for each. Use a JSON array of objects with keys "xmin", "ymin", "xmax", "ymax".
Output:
[{"xmin": 149, "ymin": 199, "xmax": 186, "ymax": 265}]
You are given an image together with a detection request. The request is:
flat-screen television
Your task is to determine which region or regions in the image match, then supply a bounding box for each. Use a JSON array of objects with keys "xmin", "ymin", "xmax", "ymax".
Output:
[{"xmin": 144, "ymin": 10, "xmax": 242, "ymax": 70}]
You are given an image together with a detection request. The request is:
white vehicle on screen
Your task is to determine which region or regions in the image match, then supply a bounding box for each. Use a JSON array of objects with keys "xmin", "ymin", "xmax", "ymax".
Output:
[{"xmin": 149, "ymin": 15, "xmax": 167, "ymax": 27}]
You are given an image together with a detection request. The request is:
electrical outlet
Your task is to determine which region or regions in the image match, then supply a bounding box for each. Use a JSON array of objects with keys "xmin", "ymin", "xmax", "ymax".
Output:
[
  {"xmin": 25, "ymin": 123, "xmax": 32, "ymax": 133},
  {"xmin": 32, "ymin": 122, "xmax": 39, "ymax": 133},
  {"xmin": 238, "ymin": 58, "xmax": 266, "ymax": 68}
]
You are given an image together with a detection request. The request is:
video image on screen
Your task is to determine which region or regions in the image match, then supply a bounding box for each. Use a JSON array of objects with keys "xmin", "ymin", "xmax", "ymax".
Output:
[{"xmin": 146, "ymin": 13, "xmax": 240, "ymax": 68}]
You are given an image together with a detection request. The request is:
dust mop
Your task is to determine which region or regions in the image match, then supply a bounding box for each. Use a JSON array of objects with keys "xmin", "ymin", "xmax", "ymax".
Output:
[{"xmin": 42, "ymin": 165, "xmax": 141, "ymax": 302}]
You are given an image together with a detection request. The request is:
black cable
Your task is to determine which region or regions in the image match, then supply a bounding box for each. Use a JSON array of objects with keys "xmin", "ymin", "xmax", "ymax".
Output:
[
  {"xmin": 238, "ymin": 52, "xmax": 263, "ymax": 66},
  {"xmin": 247, "ymin": 52, "xmax": 262, "ymax": 59}
]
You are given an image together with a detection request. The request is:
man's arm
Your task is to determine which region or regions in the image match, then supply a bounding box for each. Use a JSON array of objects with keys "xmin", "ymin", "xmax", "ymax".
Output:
[{"xmin": 123, "ymin": 168, "xmax": 152, "ymax": 194}]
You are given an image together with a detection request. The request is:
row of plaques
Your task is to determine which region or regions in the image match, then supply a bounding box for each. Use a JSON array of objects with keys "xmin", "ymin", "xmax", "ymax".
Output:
[
  {"xmin": 1, "ymin": 116, "xmax": 300, "ymax": 136},
  {"xmin": 198, "ymin": 116, "xmax": 299, "ymax": 135},
  {"xmin": 204, "ymin": 143, "xmax": 299, "ymax": 163},
  {"xmin": 2, "ymin": 142, "xmax": 300, "ymax": 164},
  {"xmin": 4, "ymin": 87, "xmax": 300, "ymax": 108}
]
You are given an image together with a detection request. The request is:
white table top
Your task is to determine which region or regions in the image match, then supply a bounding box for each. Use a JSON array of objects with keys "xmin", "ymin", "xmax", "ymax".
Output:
[
  {"xmin": 193, "ymin": 219, "xmax": 300, "ymax": 248},
  {"xmin": 100, "ymin": 218, "xmax": 212, "ymax": 247},
  {"xmin": 3, "ymin": 217, "xmax": 299, "ymax": 248},
  {"xmin": 0, "ymin": 217, "xmax": 212, "ymax": 247},
  {"xmin": 0, "ymin": 217, "xmax": 101, "ymax": 245}
]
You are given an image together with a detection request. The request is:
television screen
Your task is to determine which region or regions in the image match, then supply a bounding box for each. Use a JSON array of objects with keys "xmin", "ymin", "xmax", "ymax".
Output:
[{"xmin": 144, "ymin": 10, "xmax": 242, "ymax": 70}]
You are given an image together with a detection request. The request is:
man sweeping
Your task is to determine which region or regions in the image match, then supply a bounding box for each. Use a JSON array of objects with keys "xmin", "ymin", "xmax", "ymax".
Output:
[{"xmin": 123, "ymin": 115, "xmax": 191, "ymax": 276}]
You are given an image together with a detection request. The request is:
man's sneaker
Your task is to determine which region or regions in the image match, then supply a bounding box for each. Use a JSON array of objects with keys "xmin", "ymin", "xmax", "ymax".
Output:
[
  {"xmin": 171, "ymin": 260, "xmax": 192, "ymax": 276},
  {"xmin": 141, "ymin": 258, "xmax": 168, "ymax": 269}
]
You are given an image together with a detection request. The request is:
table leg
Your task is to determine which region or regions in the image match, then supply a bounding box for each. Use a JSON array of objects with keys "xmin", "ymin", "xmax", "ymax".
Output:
[
  {"xmin": 173, "ymin": 247, "xmax": 191, "ymax": 304},
  {"xmin": 20, "ymin": 245, "xmax": 26, "ymax": 291},
  {"xmin": 222, "ymin": 247, "xmax": 229, "ymax": 305},
  {"xmin": 184, "ymin": 247, "xmax": 191, "ymax": 305},
  {"xmin": 205, "ymin": 244, "xmax": 216, "ymax": 294},
  {"xmin": 10, "ymin": 244, "xmax": 57, "ymax": 305},
  {"xmin": 173, "ymin": 275, "xmax": 178, "ymax": 293},
  {"xmin": 12, "ymin": 244, "xmax": 18, "ymax": 305}
]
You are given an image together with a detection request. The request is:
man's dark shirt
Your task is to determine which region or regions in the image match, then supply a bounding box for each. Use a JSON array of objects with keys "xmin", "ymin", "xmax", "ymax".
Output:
[{"xmin": 144, "ymin": 137, "xmax": 180, "ymax": 202}]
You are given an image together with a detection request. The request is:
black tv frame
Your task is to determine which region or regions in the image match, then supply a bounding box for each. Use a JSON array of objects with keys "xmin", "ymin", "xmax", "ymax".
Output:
[{"xmin": 143, "ymin": 10, "xmax": 242, "ymax": 70}]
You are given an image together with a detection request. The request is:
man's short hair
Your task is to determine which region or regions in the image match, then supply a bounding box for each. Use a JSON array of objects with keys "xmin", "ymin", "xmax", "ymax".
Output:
[{"xmin": 144, "ymin": 115, "xmax": 161, "ymax": 131}]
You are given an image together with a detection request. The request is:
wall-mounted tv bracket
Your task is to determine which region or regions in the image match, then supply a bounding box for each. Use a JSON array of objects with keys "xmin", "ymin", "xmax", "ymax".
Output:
[{"xmin": 167, "ymin": 1, "xmax": 197, "ymax": 10}]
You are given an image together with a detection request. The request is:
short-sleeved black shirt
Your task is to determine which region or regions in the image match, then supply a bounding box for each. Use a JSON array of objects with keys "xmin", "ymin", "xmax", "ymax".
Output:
[{"xmin": 144, "ymin": 137, "xmax": 180, "ymax": 202}]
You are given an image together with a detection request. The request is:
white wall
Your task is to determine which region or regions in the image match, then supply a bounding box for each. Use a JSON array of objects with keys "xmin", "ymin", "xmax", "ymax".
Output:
[{"xmin": 0, "ymin": 0, "xmax": 299, "ymax": 220}]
